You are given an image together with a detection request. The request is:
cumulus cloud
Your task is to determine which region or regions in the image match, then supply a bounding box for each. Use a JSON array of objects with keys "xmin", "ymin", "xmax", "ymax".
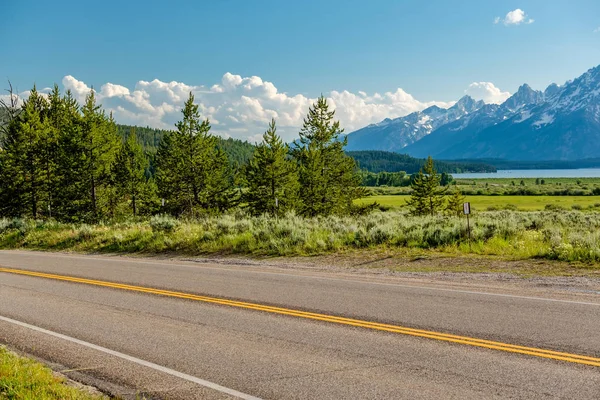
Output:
[
  {"xmin": 465, "ymin": 82, "xmax": 511, "ymax": 104},
  {"xmin": 38, "ymin": 73, "xmax": 455, "ymax": 142},
  {"xmin": 495, "ymin": 9, "xmax": 534, "ymax": 26}
]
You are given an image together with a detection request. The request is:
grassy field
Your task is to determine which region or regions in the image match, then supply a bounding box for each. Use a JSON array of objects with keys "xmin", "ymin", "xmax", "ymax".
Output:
[
  {"xmin": 366, "ymin": 177, "xmax": 600, "ymax": 197},
  {"xmin": 0, "ymin": 346, "xmax": 106, "ymax": 400},
  {"xmin": 359, "ymin": 195, "xmax": 600, "ymax": 211}
]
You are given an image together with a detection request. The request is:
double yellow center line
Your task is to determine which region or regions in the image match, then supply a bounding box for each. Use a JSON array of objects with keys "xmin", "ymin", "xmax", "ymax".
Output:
[{"xmin": 1, "ymin": 267, "xmax": 599, "ymax": 368}]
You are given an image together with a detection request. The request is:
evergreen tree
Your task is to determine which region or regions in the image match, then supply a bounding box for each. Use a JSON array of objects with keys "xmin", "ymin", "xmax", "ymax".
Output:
[
  {"xmin": 0, "ymin": 86, "xmax": 50, "ymax": 218},
  {"xmin": 54, "ymin": 90, "xmax": 85, "ymax": 220},
  {"xmin": 406, "ymin": 156, "xmax": 446, "ymax": 216},
  {"xmin": 291, "ymin": 96, "xmax": 363, "ymax": 216},
  {"xmin": 113, "ymin": 128, "xmax": 151, "ymax": 216},
  {"xmin": 243, "ymin": 119, "xmax": 298, "ymax": 216},
  {"xmin": 156, "ymin": 92, "xmax": 235, "ymax": 216},
  {"xmin": 42, "ymin": 85, "xmax": 66, "ymax": 218},
  {"xmin": 57, "ymin": 90, "xmax": 120, "ymax": 221},
  {"xmin": 445, "ymin": 188, "xmax": 465, "ymax": 216}
]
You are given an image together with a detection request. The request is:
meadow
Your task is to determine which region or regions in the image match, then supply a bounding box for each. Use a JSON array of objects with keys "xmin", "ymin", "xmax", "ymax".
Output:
[
  {"xmin": 367, "ymin": 177, "xmax": 600, "ymax": 197},
  {"xmin": 358, "ymin": 195, "xmax": 600, "ymax": 211},
  {"xmin": 2, "ymin": 210, "xmax": 600, "ymax": 266}
]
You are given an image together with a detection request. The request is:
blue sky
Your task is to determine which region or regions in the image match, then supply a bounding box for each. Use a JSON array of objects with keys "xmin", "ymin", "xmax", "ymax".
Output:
[{"xmin": 2, "ymin": 0, "xmax": 599, "ymax": 140}]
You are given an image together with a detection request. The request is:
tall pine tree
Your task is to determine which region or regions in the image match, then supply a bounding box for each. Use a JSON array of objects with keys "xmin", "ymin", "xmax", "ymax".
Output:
[
  {"xmin": 291, "ymin": 96, "xmax": 362, "ymax": 216},
  {"xmin": 0, "ymin": 86, "xmax": 50, "ymax": 218},
  {"xmin": 57, "ymin": 90, "xmax": 120, "ymax": 221},
  {"xmin": 156, "ymin": 92, "xmax": 234, "ymax": 216},
  {"xmin": 243, "ymin": 119, "xmax": 298, "ymax": 216},
  {"xmin": 113, "ymin": 128, "xmax": 152, "ymax": 216}
]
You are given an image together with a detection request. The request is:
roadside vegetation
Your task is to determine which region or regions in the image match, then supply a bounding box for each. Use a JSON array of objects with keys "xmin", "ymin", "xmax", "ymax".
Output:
[
  {"xmin": 2, "ymin": 209, "xmax": 600, "ymax": 264},
  {"xmin": 0, "ymin": 346, "xmax": 106, "ymax": 400}
]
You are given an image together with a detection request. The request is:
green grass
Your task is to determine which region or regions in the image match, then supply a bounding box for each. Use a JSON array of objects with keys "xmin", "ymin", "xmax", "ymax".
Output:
[
  {"xmin": 365, "ymin": 177, "xmax": 600, "ymax": 197},
  {"xmin": 359, "ymin": 195, "xmax": 600, "ymax": 211},
  {"xmin": 0, "ymin": 346, "xmax": 106, "ymax": 400}
]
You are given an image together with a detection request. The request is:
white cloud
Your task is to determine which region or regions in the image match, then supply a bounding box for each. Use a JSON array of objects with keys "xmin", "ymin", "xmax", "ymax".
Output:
[
  {"xmin": 465, "ymin": 82, "xmax": 511, "ymax": 104},
  {"xmin": 16, "ymin": 73, "xmax": 458, "ymax": 142},
  {"xmin": 495, "ymin": 9, "xmax": 534, "ymax": 26}
]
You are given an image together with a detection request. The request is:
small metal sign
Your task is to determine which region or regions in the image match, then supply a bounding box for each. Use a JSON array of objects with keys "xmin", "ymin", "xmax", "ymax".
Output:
[
  {"xmin": 161, "ymin": 198, "xmax": 165, "ymax": 207},
  {"xmin": 463, "ymin": 202, "xmax": 471, "ymax": 215}
]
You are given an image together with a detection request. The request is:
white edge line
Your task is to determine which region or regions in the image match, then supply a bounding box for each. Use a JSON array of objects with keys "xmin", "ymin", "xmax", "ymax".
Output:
[
  {"xmin": 0, "ymin": 315, "xmax": 262, "ymax": 400},
  {"xmin": 2, "ymin": 251, "xmax": 599, "ymax": 307}
]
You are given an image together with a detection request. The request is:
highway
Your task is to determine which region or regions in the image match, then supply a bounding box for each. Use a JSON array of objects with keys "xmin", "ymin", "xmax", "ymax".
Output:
[{"xmin": 0, "ymin": 250, "xmax": 599, "ymax": 399}]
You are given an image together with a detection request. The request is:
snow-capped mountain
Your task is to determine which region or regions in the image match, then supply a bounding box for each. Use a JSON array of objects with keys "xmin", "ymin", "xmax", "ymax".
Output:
[
  {"xmin": 350, "ymin": 64, "xmax": 600, "ymax": 161},
  {"xmin": 424, "ymin": 65, "xmax": 600, "ymax": 160},
  {"xmin": 405, "ymin": 83, "xmax": 546, "ymax": 158},
  {"xmin": 344, "ymin": 96, "xmax": 485, "ymax": 152}
]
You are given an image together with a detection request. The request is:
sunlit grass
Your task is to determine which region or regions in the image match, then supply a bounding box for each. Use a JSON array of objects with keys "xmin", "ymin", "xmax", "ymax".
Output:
[{"xmin": 0, "ymin": 346, "xmax": 106, "ymax": 400}]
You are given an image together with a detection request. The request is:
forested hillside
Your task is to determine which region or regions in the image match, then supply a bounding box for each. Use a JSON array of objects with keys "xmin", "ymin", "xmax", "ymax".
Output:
[
  {"xmin": 347, "ymin": 151, "xmax": 496, "ymax": 174},
  {"xmin": 115, "ymin": 124, "xmax": 256, "ymax": 168}
]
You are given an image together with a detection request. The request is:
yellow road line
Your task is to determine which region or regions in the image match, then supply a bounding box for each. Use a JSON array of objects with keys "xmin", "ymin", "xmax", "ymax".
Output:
[{"xmin": 1, "ymin": 267, "xmax": 599, "ymax": 368}]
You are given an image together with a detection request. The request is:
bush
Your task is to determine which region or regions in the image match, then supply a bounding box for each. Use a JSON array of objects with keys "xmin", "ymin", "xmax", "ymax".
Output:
[{"xmin": 150, "ymin": 214, "xmax": 180, "ymax": 233}]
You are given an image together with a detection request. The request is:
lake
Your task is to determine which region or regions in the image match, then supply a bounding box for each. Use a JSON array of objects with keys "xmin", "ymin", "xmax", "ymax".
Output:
[{"xmin": 453, "ymin": 169, "xmax": 600, "ymax": 179}]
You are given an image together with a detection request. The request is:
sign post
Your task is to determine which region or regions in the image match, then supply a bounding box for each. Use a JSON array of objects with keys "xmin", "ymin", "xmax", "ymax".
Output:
[{"xmin": 463, "ymin": 202, "xmax": 471, "ymax": 250}]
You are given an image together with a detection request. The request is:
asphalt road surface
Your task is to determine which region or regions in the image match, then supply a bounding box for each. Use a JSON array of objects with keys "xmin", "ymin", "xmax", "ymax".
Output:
[{"xmin": 0, "ymin": 250, "xmax": 599, "ymax": 399}]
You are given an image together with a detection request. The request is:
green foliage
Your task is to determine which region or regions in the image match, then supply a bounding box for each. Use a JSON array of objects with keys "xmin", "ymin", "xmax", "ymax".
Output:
[
  {"xmin": 113, "ymin": 128, "xmax": 158, "ymax": 216},
  {"xmin": 155, "ymin": 92, "xmax": 236, "ymax": 216},
  {"xmin": 243, "ymin": 119, "xmax": 299, "ymax": 216},
  {"xmin": 291, "ymin": 96, "xmax": 364, "ymax": 216},
  {"xmin": 406, "ymin": 156, "xmax": 447, "ymax": 216},
  {"xmin": 53, "ymin": 90, "xmax": 121, "ymax": 221}
]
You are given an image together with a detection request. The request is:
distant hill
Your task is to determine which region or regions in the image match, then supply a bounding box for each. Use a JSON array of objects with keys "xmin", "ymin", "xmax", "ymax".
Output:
[
  {"xmin": 346, "ymin": 151, "xmax": 496, "ymax": 174},
  {"xmin": 115, "ymin": 124, "xmax": 256, "ymax": 168}
]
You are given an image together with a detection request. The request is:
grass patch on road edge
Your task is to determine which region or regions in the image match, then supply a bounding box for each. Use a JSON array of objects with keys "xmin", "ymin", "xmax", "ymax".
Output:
[{"xmin": 0, "ymin": 346, "xmax": 107, "ymax": 400}]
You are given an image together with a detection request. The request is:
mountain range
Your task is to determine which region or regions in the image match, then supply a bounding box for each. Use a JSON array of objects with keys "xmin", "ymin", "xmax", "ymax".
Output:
[{"xmin": 345, "ymin": 64, "xmax": 600, "ymax": 161}]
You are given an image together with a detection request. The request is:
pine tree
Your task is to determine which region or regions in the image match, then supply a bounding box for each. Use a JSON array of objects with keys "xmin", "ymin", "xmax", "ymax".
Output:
[
  {"xmin": 406, "ymin": 156, "xmax": 446, "ymax": 216},
  {"xmin": 113, "ymin": 128, "xmax": 150, "ymax": 216},
  {"xmin": 291, "ymin": 96, "xmax": 363, "ymax": 216},
  {"xmin": 54, "ymin": 89, "xmax": 85, "ymax": 220},
  {"xmin": 42, "ymin": 85, "xmax": 65, "ymax": 218},
  {"xmin": 0, "ymin": 86, "xmax": 50, "ymax": 218},
  {"xmin": 445, "ymin": 188, "xmax": 465, "ymax": 216},
  {"xmin": 56, "ymin": 90, "xmax": 120, "ymax": 221},
  {"xmin": 243, "ymin": 119, "xmax": 298, "ymax": 216},
  {"xmin": 156, "ymin": 92, "xmax": 235, "ymax": 216}
]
